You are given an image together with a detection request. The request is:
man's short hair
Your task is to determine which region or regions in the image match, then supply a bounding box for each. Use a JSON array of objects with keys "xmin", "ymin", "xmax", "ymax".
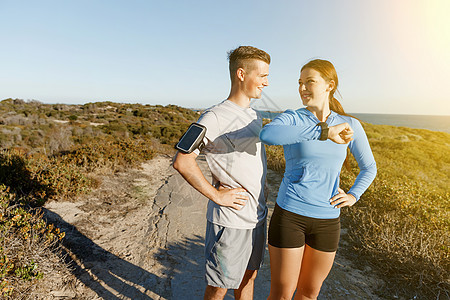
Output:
[{"xmin": 227, "ymin": 46, "xmax": 271, "ymax": 80}]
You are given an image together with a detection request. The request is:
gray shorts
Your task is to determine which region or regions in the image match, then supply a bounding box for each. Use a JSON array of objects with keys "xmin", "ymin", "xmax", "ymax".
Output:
[{"xmin": 204, "ymin": 221, "xmax": 266, "ymax": 290}]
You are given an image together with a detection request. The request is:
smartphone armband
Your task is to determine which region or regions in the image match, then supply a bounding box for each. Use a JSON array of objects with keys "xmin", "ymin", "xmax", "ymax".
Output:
[{"xmin": 175, "ymin": 123, "xmax": 207, "ymax": 153}]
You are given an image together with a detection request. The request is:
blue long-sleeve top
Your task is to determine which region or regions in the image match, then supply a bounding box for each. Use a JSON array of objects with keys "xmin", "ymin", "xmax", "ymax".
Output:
[{"xmin": 260, "ymin": 108, "xmax": 377, "ymax": 219}]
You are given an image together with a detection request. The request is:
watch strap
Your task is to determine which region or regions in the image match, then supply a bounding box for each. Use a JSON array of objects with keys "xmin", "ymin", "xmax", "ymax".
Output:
[{"xmin": 317, "ymin": 122, "xmax": 329, "ymax": 141}]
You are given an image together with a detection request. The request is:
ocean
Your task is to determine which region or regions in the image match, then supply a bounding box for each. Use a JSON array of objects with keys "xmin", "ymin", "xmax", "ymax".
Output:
[{"xmin": 258, "ymin": 111, "xmax": 450, "ymax": 133}]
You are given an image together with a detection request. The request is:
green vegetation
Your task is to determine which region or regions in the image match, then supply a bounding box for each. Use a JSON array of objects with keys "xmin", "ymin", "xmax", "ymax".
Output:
[
  {"xmin": 0, "ymin": 185, "xmax": 65, "ymax": 297},
  {"xmin": 0, "ymin": 98, "xmax": 198, "ymax": 298},
  {"xmin": 265, "ymin": 121, "xmax": 450, "ymax": 299},
  {"xmin": 1, "ymin": 98, "xmax": 448, "ymax": 298},
  {"xmin": 0, "ymin": 98, "xmax": 198, "ymax": 154}
]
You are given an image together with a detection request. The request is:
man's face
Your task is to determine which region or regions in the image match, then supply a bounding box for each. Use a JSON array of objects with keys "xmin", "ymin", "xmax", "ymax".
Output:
[{"xmin": 242, "ymin": 60, "xmax": 269, "ymax": 99}]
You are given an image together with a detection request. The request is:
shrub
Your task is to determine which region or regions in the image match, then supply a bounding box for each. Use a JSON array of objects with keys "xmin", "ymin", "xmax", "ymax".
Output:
[
  {"xmin": 265, "ymin": 145, "xmax": 285, "ymax": 173},
  {"xmin": 57, "ymin": 136, "xmax": 156, "ymax": 173},
  {"xmin": 0, "ymin": 149, "xmax": 93, "ymax": 205},
  {"xmin": 0, "ymin": 185, "xmax": 65, "ymax": 298}
]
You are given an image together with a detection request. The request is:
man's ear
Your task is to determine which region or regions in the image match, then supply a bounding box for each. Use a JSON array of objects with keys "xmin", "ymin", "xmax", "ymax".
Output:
[{"xmin": 236, "ymin": 68, "xmax": 245, "ymax": 82}]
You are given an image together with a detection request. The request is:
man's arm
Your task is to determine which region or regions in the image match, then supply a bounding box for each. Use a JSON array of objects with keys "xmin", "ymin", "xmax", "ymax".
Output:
[{"xmin": 172, "ymin": 151, "xmax": 248, "ymax": 210}]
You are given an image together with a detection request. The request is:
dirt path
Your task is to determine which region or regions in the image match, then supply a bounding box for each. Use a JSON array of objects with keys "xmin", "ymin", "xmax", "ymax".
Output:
[
  {"xmin": 44, "ymin": 155, "xmax": 176, "ymax": 299},
  {"xmin": 43, "ymin": 155, "xmax": 384, "ymax": 299}
]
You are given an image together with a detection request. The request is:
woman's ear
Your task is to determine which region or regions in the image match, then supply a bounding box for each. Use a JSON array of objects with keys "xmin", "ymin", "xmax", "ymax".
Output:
[{"xmin": 327, "ymin": 80, "xmax": 336, "ymax": 92}]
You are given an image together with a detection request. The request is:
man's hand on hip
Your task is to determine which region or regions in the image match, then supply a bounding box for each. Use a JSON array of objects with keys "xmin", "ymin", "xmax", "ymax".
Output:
[{"xmin": 213, "ymin": 186, "xmax": 249, "ymax": 210}]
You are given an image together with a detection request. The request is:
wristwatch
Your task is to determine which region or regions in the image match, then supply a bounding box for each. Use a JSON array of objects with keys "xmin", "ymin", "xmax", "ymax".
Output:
[{"xmin": 317, "ymin": 122, "xmax": 329, "ymax": 141}]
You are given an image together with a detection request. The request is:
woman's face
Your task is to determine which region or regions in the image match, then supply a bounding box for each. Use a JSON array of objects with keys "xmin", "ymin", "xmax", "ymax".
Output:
[{"xmin": 298, "ymin": 68, "xmax": 333, "ymax": 108}]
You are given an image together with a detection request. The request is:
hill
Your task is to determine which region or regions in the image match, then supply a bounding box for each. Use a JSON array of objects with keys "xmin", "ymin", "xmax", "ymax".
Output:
[{"xmin": 0, "ymin": 98, "xmax": 448, "ymax": 299}]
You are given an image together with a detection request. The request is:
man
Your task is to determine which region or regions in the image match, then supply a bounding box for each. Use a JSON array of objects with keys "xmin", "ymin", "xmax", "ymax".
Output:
[{"xmin": 173, "ymin": 46, "xmax": 270, "ymax": 300}]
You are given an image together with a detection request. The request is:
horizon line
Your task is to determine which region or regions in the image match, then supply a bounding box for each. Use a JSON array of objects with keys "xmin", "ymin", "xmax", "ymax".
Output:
[{"xmin": 1, "ymin": 98, "xmax": 449, "ymax": 117}]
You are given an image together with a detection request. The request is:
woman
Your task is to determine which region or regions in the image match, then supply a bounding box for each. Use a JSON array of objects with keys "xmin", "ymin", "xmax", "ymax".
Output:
[{"xmin": 260, "ymin": 59, "xmax": 377, "ymax": 300}]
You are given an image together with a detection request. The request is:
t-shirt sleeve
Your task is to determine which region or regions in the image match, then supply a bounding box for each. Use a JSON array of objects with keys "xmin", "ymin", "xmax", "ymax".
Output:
[
  {"xmin": 259, "ymin": 110, "xmax": 321, "ymax": 145},
  {"xmin": 347, "ymin": 119, "xmax": 377, "ymax": 200},
  {"xmin": 193, "ymin": 110, "xmax": 220, "ymax": 155}
]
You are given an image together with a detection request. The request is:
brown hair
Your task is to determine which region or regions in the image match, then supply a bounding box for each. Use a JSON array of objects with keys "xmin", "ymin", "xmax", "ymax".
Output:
[
  {"xmin": 301, "ymin": 59, "xmax": 350, "ymax": 117},
  {"xmin": 227, "ymin": 46, "xmax": 271, "ymax": 80}
]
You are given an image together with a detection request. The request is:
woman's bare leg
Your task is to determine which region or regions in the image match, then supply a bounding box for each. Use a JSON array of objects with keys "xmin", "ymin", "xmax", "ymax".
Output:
[
  {"xmin": 294, "ymin": 245, "xmax": 336, "ymax": 300},
  {"xmin": 267, "ymin": 245, "xmax": 305, "ymax": 300}
]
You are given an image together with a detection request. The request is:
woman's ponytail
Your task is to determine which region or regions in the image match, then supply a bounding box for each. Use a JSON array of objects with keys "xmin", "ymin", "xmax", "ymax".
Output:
[{"xmin": 329, "ymin": 96, "xmax": 349, "ymax": 116}]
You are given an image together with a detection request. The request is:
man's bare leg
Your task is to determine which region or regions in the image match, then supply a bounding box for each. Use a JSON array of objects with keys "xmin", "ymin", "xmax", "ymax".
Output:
[
  {"xmin": 204, "ymin": 285, "xmax": 227, "ymax": 300},
  {"xmin": 234, "ymin": 269, "xmax": 257, "ymax": 300}
]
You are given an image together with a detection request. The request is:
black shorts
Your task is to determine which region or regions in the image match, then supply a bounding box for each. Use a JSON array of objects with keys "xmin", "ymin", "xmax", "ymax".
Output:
[{"xmin": 268, "ymin": 204, "xmax": 340, "ymax": 252}]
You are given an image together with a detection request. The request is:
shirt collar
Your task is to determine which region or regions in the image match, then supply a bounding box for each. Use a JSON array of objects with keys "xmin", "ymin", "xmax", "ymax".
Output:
[{"xmin": 297, "ymin": 107, "xmax": 337, "ymax": 123}]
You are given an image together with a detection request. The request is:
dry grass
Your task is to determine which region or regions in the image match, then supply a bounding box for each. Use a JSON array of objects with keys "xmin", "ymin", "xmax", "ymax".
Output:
[{"xmin": 0, "ymin": 186, "xmax": 69, "ymax": 298}]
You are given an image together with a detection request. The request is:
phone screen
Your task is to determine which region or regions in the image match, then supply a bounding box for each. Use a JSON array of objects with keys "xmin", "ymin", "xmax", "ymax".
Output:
[{"xmin": 177, "ymin": 125, "xmax": 204, "ymax": 151}]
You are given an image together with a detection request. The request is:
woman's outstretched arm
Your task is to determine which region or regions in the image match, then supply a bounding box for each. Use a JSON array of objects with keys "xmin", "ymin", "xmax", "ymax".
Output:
[{"xmin": 259, "ymin": 110, "xmax": 321, "ymax": 145}]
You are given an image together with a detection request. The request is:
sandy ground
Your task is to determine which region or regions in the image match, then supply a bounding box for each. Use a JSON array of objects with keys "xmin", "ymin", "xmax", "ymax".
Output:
[{"xmin": 43, "ymin": 155, "xmax": 384, "ymax": 299}]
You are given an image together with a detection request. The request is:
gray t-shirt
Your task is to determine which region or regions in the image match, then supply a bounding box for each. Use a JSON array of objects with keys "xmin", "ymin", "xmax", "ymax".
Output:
[{"xmin": 195, "ymin": 100, "xmax": 267, "ymax": 229}]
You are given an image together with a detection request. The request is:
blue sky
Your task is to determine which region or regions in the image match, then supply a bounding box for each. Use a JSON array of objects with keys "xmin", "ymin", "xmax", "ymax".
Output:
[{"xmin": 1, "ymin": 0, "xmax": 449, "ymax": 115}]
